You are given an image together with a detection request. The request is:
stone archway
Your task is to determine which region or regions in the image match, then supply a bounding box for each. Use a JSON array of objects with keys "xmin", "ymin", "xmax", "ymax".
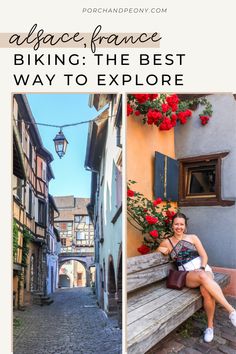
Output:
[
  {"xmin": 58, "ymin": 254, "xmax": 94, "ymax": 287},
  {"xmin": 58, "ymin": 260, "xmax": 87, "ymax": 288},
  {"xmin": 107, "ymin": 255, "xmax": 117, "ymax": 313}
]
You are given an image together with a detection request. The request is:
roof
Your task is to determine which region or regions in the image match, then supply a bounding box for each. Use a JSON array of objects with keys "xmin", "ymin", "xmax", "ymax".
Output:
[
  {"xmin": 49, "ymin": 194, "xmax": 59, "ymax": 213},
  {"xmin": 54, "ymin": 196, "xmax": 90, "ymax": 221},
  {"xmin": 88, "ymin": 94, "xmax": 112, "ymax": 111},
  {"xmin": 13, "ymin": 120, "xmax": 27, "ymax": 180},
  {"xmin": 84, "ymin": 108, "xmax": 109, "ymax": 172},
  {"xmin": 54, "ymin": 195, "xmax": 74, "ymax": 208}
]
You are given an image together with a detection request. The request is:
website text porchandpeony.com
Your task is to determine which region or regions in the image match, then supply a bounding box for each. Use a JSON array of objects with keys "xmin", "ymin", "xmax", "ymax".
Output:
[{"xmin": 82, "ymin": 8, "xmax": 167, "ymax": 14}]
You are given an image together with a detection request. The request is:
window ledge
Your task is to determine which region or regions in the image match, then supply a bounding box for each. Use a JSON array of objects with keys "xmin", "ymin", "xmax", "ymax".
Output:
[
  {"xmin": 179, "ymin": 199, "xmax": 235, "ymax": 207},
  {"xmin": 26, "ymin": 212, "xmax": 33, "ymax": 220}
]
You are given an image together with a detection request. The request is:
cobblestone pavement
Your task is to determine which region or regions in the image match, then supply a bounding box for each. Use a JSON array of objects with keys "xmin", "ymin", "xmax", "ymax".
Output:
[
  {"xmin": 13, "ymin": 287, "xmax": 122, "ymax": 354},
  {"xmin": 147, "ymin": 296, "xmax": 236, "ymax": 354}
]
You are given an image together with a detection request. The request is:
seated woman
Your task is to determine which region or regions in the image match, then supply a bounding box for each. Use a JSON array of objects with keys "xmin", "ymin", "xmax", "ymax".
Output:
[{"xmin": 158, "ymin": 212, "xmax": 236, "ymax": 343}]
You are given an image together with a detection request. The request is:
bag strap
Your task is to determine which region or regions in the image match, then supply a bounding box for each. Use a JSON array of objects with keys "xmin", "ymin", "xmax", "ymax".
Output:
[
  {"xmin": 168, "ymin": 238, "xmax": 186, "ymax": 271},
  {"xmin": 168, "ymin": 237, "xmax": 175, "ymax": 249}
]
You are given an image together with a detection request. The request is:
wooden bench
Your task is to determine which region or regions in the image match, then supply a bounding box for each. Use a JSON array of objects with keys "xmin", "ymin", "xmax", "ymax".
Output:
[{"xmin": 127, "ymin": 252, "xmax": 230, "ymax": 354}]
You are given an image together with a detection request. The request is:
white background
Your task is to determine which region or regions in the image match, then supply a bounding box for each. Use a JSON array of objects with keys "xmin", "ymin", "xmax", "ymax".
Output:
[{"xmin": 0, "ymin": 1, "xmax": 236, "ymax": 353}]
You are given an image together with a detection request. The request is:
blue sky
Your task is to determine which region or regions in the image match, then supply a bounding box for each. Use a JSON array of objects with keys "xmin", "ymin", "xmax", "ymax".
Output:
[{"xmin": 27, "ymin": 94, "xmax": 98, "ymax": 198}]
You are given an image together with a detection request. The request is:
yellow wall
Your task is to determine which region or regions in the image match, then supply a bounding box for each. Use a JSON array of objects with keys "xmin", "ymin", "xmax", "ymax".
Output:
[{"xmin": 127, "ymin": 114, "xmax": 176, "ymax": 257}]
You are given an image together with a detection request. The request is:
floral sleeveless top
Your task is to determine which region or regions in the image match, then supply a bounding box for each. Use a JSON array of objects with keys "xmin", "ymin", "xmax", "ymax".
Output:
[{"xmin": 169, "ymin": 239, "xmax": 199, "ymax": 267}]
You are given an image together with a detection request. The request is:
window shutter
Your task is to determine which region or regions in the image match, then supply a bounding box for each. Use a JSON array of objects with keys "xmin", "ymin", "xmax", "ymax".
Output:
[
  {"xmin": 35, "ymin": 197, "xmax": 38, "ymax": 222},
  {"xmin": 167, "ymin": 157, "xmax": 179, "ymax": 201},
  {"xmin": 25, "ymin": 184, "xmax": 29, "ymax": 213},
  {"xmin": 42, "ymin": 161, "xmax": 47, "ymax": 182},
  {"xmin": 154, "ymin": 152, "xmax": 165, "ymax": 199},
  {"xmin": 154, "ymin": 152, "xmax": 179, "ymax": 201}
]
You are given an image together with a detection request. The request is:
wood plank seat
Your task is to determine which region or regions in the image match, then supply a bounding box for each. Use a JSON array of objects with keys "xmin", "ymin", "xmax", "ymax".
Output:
[{"xmin": 127, "ymin": 252, "xmax": 230, "ymax": 354}]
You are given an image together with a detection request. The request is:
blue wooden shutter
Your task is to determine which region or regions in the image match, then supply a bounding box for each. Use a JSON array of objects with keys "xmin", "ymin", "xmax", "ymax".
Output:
[
  {"xmin": 154, "ymin": 152, "xmax": 179, "ymax": 201},
  {"xmin": 154, "ymin": 152, "xmax": 165, "ymax": 199},
  {"xmin": 167, "ymin": 156, "xmax": 179, "ymax": 201}
]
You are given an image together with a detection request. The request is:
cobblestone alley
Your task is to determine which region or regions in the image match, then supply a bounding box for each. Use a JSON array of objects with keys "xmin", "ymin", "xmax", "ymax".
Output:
[{"xmin": 13, "ymin": 287, "xmax": 122, "ymax": 354}]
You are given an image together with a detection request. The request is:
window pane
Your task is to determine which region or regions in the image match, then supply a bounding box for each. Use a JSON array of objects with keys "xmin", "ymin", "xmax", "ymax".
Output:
[
  {"xmin": 77, "ymin": 232, "xmax": 85, "ymax": 240},
  {"xmin": 75, "ymin": 215, "xmax": 82, "ymax": 222},
  {"xmin": 189, "ymin": 167, "xmax": 216, "ymax": 194},
  {"xmin": 38, "ymin": 200, "xmax": 45, "ymax": 225}
]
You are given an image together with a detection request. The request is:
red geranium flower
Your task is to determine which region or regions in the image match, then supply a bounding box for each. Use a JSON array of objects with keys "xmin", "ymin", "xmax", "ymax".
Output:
[
  {"xmin": 177, "ymin": 112, "xmax": 188, "ymax": 125},
  {"xmin": 147, "ymin": 109, "xmax": 162, "ymax": 122},
  {"xmin": 149, "ymin": 230, "xmax": 159, "ymax": 238},
  {"xmin": 145, "ymin": 215, "xmax": 158, "ymax": 224},
  {"xmin": 127, "ymin": 103, "xmax": 133, "ymax": 116},
  {"xmin": 134, "ymin": 94, "xmax": 149, "ymax": 104},
  {"xmin": 153, "ymin": 197, "xmax": 162, "ymax": 206},
  {"xmin": 171, "ymin": 113, "xmax": 177, "ymax": 121},
  {"xmin": 147, "ymin": 117, "xmax": 154, "ymax": 125},
  {"xmin": 170, "ymin": 103, "xmax": 178, "ymax": 112},
  {"xmin": 166, "ymin": 94, "xmax": 179, "ymax": 105},
  {"xmin": 200, "ymin": 115, "xmax": 210, "ymax": 125},
  {"xmin": 161, "ymin": 103, "xmax": 170, "ymax": 113},
  {"xmin": 159, "ymin": 117, "xmax": 172, "ymax": 130},
  {"xmin": 137, "ymin": 244, "xmax": 151, "ymax": 255},
  {"xmin": 127, "ymin": 189, "xmax": 135, "ymax": 197},
  {"xmin": 135, "ymin": 110, "xmax": 141, "ymax": 116},
  {"xmin": 185, "ymin": 109, "xmax": 192, "ymax": 117},
  {"xmin": 149, "ymin": 94, "xmax": 158, "ymax": 101},
  {"xmin": 166, "ymin": 210, "xmax": 176, "ymax": 220}
]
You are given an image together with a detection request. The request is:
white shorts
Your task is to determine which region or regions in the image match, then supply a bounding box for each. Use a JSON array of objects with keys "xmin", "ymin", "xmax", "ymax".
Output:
[{"xmin": 178, "ymin": 256, "xmax": 213, "ymax": 273}]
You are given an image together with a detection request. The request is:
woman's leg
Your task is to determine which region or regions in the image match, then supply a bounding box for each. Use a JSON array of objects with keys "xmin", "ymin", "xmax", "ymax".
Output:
[
  {"xmin": 200, "ymin": 285, "xmax": 215, "ymax": 328},
  {"xmin": 186, "ymin": 270, "xmax": 234, "ymax": 314},
  {"xmin": 200, "ymin": 272, "xmax": 215, "ymax": 328}
]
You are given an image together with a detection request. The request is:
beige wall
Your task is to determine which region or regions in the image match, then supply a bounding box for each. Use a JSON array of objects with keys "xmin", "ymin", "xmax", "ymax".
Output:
[{"xmin": 127, "ymin": 114, "xmax": 176, "ymax": 257}]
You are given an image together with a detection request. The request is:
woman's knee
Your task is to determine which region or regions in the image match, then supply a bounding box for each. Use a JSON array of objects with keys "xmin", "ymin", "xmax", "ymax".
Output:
[{"xmin": 198, "ymin": 271, "xmax": 210, "ymax": 284}]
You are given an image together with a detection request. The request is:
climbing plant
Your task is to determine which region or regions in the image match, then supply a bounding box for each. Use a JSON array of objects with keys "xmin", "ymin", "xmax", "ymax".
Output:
[
  {"xmin": 21, "ymin": 227, "xmax": 33, "ymax": 268},
  {"xmin": 13, "ymin": 219, "xmax": 19, "ymax": 260},
  {"xmin": 127, "ymin": 180, "xmax": 178, "ymax": 254}
]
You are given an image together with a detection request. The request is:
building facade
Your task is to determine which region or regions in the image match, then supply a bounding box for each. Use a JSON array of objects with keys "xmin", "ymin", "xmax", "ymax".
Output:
[
  {"xmin": 85, "ymin": 94, "xmax": 122, "ymax": 328},
  {"xmin": 54, "ymin": 196, "xmax": 94, "ymax": 287},
  {"xmin": 46, "ymin": 195, "xmax": 60, "ymax": 295},
  {"xmin": 13, "ymin": 119, "xmax": 27, "ymax": 308},
  {"xmin": 13, "ymin": 94, "xmax": 55, "ymax": 307}
]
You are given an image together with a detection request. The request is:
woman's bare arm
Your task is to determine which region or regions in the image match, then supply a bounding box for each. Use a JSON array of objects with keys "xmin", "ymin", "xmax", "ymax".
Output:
[
  {"xmin": 157, "ymin": 240, "xmax": 170, "ymax": 255},
  {"xmin": 192, "ymin": 235, "xmax": 208, "ymax": 268}
]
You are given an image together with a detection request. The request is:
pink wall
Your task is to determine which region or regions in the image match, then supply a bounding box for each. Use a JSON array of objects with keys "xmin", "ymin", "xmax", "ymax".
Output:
[{"xmin": 213, "ymin": 267, "xmax": 236, "ymax": 297}]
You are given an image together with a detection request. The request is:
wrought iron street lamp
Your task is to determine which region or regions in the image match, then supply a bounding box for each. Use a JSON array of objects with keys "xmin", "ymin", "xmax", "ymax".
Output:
[
  {"xmin": 53, "ymin": 129, "xmax": 68, "ymax": 158},
  {"xmin": 17, "ymin": 112, "xmax": 102, "ymax": 159}
]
